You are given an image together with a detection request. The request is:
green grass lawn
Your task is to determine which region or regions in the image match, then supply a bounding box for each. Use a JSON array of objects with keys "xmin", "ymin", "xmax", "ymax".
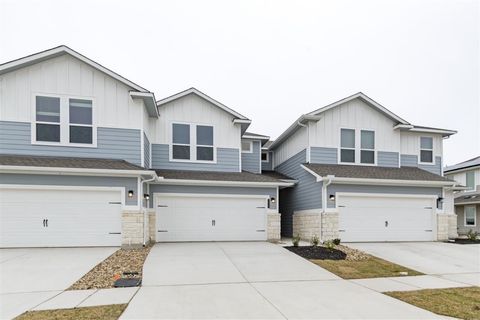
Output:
[
  {"xmin": 386, "ymin": 287, "xmax": 480, "ymax": 320},
  {"xmin": 15, "ymin": 304, "xmax": 127, "ymax": 320},
  {"xmin": 311, "ymin": 256, "xmax": 423, "ymax": 279}
]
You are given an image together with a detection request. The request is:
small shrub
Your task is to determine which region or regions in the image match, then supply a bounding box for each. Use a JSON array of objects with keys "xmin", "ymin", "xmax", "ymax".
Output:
[
  {"xmin": 292, "ymin": 235, "xmax": 301, "ymax": 247},
  {"xmin": 310, "ymin": 235, "xmax": 320, "ymax": 247},
  {"xmin": 467, "ymin": 230, "xmax": 479, "ymax": 241},
  {"xmin": 332, "ymin": 238, "xmax": 341, "ymax": 245},
  {"xmin": 323, "ymin": 240, "xmax": 335, "ymax": 251}
]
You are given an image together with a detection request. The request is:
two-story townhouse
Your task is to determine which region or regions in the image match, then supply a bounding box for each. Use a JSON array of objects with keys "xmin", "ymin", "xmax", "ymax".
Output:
[
  {"xmin": 0, "ymin": 47, "xmax": 290, "ymax": 248},
  {"xmin": 267, "ymin": 92, "xmax": 461, "ymax": 242},
  {"xmin": 444, "ymin": 156, "xmax": 480, "ymax": 236}
]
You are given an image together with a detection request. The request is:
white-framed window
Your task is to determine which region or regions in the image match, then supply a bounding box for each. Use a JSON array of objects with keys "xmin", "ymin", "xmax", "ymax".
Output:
[
  {"xmin": 171, "ymin": 123, "xmax": 215, "ymax": 162},
  {"xmin": 261, "ymin": 151, "xmax": 269, "ymax": 162},
  {"xmin": 420, "ymin": 137, "xmax": 433, "ymax": 164},
  {"xmin": 242, "ymin": 141, "xmax": 252, "ymax": 153},
  {"xmin": 466, "ymin": 171, "xmax": 475, "ymax": 190},
  {"xmin": 33, "ymin": 94, "xmax": 95, "ymax": 146},
  {"xmin": 465, "ymin": 205, "xmax": 476, "ymax": 226},
  {"xmin": 340, "ymin": 128, "xmax": 355, "ymax": 163},
  {"xmin": 360, "ymin": 130, "xmax": 375, "ymax": 164}
]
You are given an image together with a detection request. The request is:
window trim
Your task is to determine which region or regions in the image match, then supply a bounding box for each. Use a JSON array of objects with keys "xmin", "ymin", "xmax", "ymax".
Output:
[
  {"xmin": 464, "ymin": 205, "xmax": 477, "ymax": 227},
  {"xmin": 31, "ymin": 93, "xmax": 97, "ymax": 148},
  {"xmin": 261, "ymin": 151, "xmax": 270, "ymax": 163},
  {"xmin": 169, "ymin": 121, "xmax": 217, "ymax": 164},
  {"xmin": 465, "ymin": 171, "xmax": 476, "ymax": 191},
  {"xmin": 338, "ymin": 128, "xmax": 376, "ymax": 166},
  {"xmin": 419, "ymin": 136, "xmax": 434, "ymax": 165},
  {"xmin": 241, "ymin": 140, "xmax": 253, "ymax": 153}
]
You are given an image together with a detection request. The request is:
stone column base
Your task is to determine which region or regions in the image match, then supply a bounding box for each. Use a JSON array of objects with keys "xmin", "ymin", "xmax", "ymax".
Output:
[
  {"xmin": 148, "ymin": 210, "xmax": 156, "ymax": 243},
  {"xmin": 321, "ymin": 212, "xmax": 339, "ymax": 241},
  {"xmin": 292, "ymin": 210, "xmax": 321, "ymax": 241},
  {"xmin": 437, "ymin": 213, "xmax": 458, "ymax": 240},
  {"xmin": 122, "ymin": 210, "xmax": 145, "ymax": 248},
  {"xmin": 267, "ymin": 212, "xmax": 281, "ymax": 241}
]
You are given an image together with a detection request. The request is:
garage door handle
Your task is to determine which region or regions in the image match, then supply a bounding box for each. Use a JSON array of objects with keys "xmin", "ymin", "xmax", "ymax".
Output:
[
  {"xmin": 425, "ymin": 230, "xmax": 433, "ymax": 232},
  {"xmin": 424, "ymin": 206, "xmax": 432, "ymax": 209},
  {"xmin": 339, "ymin": 229, "xmax": 345, "ymax": 232},
  {"xmin": 157, "ymin": 205, "xmax": 168, "ymax": 208},
  {"xmin": 157, "ymin": 230, "xmax": 168, "ymax": 232},
  {"xmin": 109, "ymin": 232, "xmax": 121, "ymax": 234},
  {"xmin": 338, "ymin": 205, "xmax": 346, "ymax": 208},
  {"xmin": 45, "ymin": 219, "xmax": 48, "ymax": 227},
  {"xmin": 256, "ymin": 206, "xmax": 265, "ymax": 209},
  {"xmin": 256, "ymin": 230, "xmax": 265, "ymax": 232},
  {"xmin": 109, "ymin": 202, "xmax": 122, "ymax": 205},
  {"xmin": 42, "ymin": 219, "xmax": 46, "ymax": 227}
]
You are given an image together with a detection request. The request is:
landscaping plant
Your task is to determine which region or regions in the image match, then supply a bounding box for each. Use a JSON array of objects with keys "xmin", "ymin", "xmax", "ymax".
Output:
[
  {"xmin": 292, "ymin": 235, "xmax": 301, "ymax": 247},
  {"xmin": 310, "ymin": 235, "xmax": 320, "ymax": 247},
  {"xmin": 466, "ymin": 229, "xmax": 478, "ymax": 241},
  {"xmin": 323, "ymin": 240, "xmax": 335, "ymax": 251},
  {"xmin": 332, "ymin": 238, "xmax": 341, "ymax": 245}
]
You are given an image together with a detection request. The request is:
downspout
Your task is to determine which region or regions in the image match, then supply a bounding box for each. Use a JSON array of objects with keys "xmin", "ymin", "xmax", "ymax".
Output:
[
  {"xmin": 321, "ymin": 175, "xmax": 334, "ymax": 241},
  {"xmin": 140, "ymin": 174, "xmax": 158, "ymax": 246}
]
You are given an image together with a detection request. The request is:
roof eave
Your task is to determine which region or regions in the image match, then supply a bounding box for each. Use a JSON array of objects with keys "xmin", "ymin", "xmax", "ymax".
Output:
[
  {"xmin": 269, "ymin": 114, "xmax": 322, "ymax": 149},
  {"xmin": 152, "ymin": 177, "xmax": 294, "ymax": 187},
  {"xmin": 130, "ymin": 91, "xmax": 159, "ymax": 118},
  {"xmin": 0, "ymin": 165, "xmax": 156, "ymax": 177}
]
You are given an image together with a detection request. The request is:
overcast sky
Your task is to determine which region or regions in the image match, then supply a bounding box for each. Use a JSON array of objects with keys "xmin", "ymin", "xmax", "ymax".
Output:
[{"xmin": 1, "ymin": 0, "xmax": 478, "ymax": 166}]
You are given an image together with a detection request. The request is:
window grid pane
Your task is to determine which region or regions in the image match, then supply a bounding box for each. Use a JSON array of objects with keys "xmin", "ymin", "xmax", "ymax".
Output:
[
  {"xmin": 36, "ymin": 96, "xmax": 60, "ymax": 123},
  {"xmin": 172, "ymin": 145, "xmax": 190, "ymax": 160},
  {"xmin": 196, "ymin": 125, "xmax": 213, "ymax": 146},
  {"xmin": 36, "ymin": 124, "xmax": 60, "ymax": 142},
  {"xmin": 341, "ymin": 129, "xmax": 355, "ymax": 148},
  {"xmin": 261, "ymin": 152, "xmax": 268, "ymax": 161},
  {"xmin": 465, "ymin": 207, "xmax": 476, "ymax": 225},
  {"xmin": 242, "ymin": 141, "xmax": 251, "ymax": 152},
  {"xmin": 420, "ymin": 137, "xmax": 433, "ymax": 149},
  {"xmin": 420, "ymin": 150, "xmax": 433, "ymax": 163},
  {"xmin": 172, "ymin": 124, "xmax": 190, "ymax": 144},
  {"xmin": 361, "ymin": 130, "xmax": 375, "ymax": 149},
  {"xmin": 361, "ymin": 150, "xmax": 374, "ymax": 164},
  {"xmin": 341, "ymin": 149, "xmax": 355, "ymax": 163},
  {"xmin": 466, "ymin": 172, "xmax": 475, "ymax": 190},
  {"xmin": 69, "ymin": 99, "xmax": 92, "ymax": 125},
  {"xmin": 197, "ymin": 146, "xmax": 213, "ymax": 161},
  {"xmin": 69, "ymin": 126, "xmax": 92, "ymax": 144}
]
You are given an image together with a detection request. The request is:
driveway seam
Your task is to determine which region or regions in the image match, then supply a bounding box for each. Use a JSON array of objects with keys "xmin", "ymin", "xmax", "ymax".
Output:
[
  {"xmin": 74, "ymin": 289, "xmax": 98, "ymax": 308},
  {"xmin": 216, "ymin": 243, "xmax": 288, "ymax": 320}
]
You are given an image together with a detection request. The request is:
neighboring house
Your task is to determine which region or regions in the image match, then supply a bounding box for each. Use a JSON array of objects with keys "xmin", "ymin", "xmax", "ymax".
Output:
[
  {"xmin": 0, "ymin": 46, "xmax": 291, "ymax": 248},
  {"xmin": 444, "ymin": 156, "xmax": 480, "ymax": 236},
  {"xmin": 266, "ymin": 93, "xmax": 460, "ymax": 242}
]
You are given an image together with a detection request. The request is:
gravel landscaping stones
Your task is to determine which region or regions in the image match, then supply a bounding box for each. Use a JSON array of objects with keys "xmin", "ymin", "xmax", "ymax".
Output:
[{"xmin": 69, "ymin": 245, "xmax": 152, "ymax": 290}]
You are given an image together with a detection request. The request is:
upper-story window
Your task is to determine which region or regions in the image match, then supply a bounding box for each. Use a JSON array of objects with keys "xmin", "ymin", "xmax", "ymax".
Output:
[
  {"xmin": 340, "ymin": 129, "xmax": 355, "ymax": 163},
  {"xmin": 242, "ymin": 141, "xmax": 252, "ymax": 153},
  {"xmin": 465, "ymin": 206, "xmax": 476, "ymax": 226},
  {"xmin": 171, "ymin": 123, "xmax": 215, "ymax": 162},
  {"xmin": 360, "ymin": 130, "xmax": 375, "ymax": 164},
  {"xmin": 420, "ymin": 137, "xmax": 433, "ymax": 163},
  {"xmin": 466, "ymin": 171, "xmax": 475, "ymax": 190},
  {"xmin": 261, "ymin": 151, "xmax": 269, "ymax": 162},
  {"xmin": 34, "ymin": 95, "xmax": 95, "ymax": 146}
]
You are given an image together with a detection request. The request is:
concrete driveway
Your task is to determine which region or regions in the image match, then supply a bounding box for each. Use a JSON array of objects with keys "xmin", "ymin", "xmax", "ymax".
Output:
[
  {"xmin": 348, "ymin": 242, "xmax": 480, "ymax": 286},
  {"xmin": 0, "ymin": 247, "xmax": 117, "ymax": 319},
  {"xmin": 121, "ymin": 242, "xmax": 444, "ymax": 319}
]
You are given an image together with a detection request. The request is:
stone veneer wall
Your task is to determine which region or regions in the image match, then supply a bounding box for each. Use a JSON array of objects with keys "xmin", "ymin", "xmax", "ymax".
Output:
[
  {"xmin": 292, "ymin": 210, "xmax": 321, "ymax": 240},
  {"xmin": 321, "ymin": 212, "xmax": 339, "ymax": 241},
  {"xmin": 267, "ymin": 212, "xmax": 281, "ymax": 241},
  {"xmin": 437, "ymin": 214, "xmax": 458, "ymax": 240},
  {"xmin": 148, "ymin": 210, "xmax": 156, "ymax": 243},
  {"xmin": 122, "ymin": 210, "xmax": 145, "ymax": 247}
]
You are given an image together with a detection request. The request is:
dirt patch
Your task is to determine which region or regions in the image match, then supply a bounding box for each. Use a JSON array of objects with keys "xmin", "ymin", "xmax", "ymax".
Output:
[
  {"xmin": 69, "ymin": 245, "xmax": 152, "ymax": 290},
  {"xmin": 15, "ymin": 304, "xmax": 127, "ymax": 320}
]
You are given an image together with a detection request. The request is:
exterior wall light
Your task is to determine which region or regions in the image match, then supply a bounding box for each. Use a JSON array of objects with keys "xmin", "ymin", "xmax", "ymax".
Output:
[
  {"xmin": 329, "ymin": 194, "xmax": 335, "ymax": 201},
  {"xmin": 128, "ymin": 190, "xmax": 134, "ymax": 198},
  {"xmin": 144, "ymin": 194, "xmax": 150, "ymax": 200},
  {"xmin": 270, "ymin": 197, "xmax": 276, "ymax": 203}
]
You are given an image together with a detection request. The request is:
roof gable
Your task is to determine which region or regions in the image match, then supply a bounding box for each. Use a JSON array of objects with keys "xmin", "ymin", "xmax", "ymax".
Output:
[{"xmin": 444, "ymin": 156, "xmax": 480, "ymax": 173}]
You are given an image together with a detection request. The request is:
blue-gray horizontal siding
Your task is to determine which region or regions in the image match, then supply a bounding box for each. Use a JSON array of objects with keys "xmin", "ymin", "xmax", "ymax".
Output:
[
  {"xmin": 276, "ymin": 149, "xmax": 322, "ymax": 237},
  {"xmin": 0, "ymin": 121, "xmax": 142, "ymax": 166},
  {"xmin": 326, "ymin": 184, "xmax": 442, "ymax": 208},
  {"xmin": 148, "ymin": 184, "xmax": 277, "ymax": 210},
  {"xmin": 143, "ymin": 133, "xmax": 150, "ymax": 169},
  {"xmin": 0, "ymin": 173, "xmax": 138, "ymax": 205},
  {"xmin": 310, "ymin": 147, "xmax": 337, "ymax": 164},
  {"xmin": 242, "ymin": 140, "xmax": 261, "ymax": 173},
  {"xmin": 261, "ymin": 151, "xmax": 273, "ymax": 171},
  {"xmin": 378, "ymin": 151, "xmax": 399, "ymax": 167},
  {"xmin": 151, "ymin": 144, "xmax": 240, "ymax": 172},
  {"xmin": 400, "ymin": 154, "xmax": 442, "ymax": 175}
]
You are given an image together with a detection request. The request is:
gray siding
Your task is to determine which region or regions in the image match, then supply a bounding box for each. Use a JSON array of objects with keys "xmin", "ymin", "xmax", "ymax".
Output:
[
  {"xmin": 276, "ymin": 149, "xmax": 322, "ymax": 237},
  {"xmin": 151, "ymin": 144, "xmax": 240, "ymax": 172},
  {"xmin": 0, "ymin": 121, "xmax": 142, "ymax": 166},
  {"xmin": 326, "ymin": 184, "xmax": 442, "ymax": 208},
  {"xmin": 378, "ymin": 151, "xmax": 399, "ymax": 167},
  {"xmin": 261, "ymin": 151, "xmax": 273, "ymax": 171},
  {"xmin": 144, "ymin": 133, "xmax": 150, "ymax": 169},
  {"xmin": 310, "ymin": 147, "xmax": 337, "ymax": 164},
  {"xmin": 241, "ymin": 140, "xmax": 261, "ymax": 173},
  {"xmin": 148, "ymin": 184, "xmax": 277, "ymax": 210},
  {"xmin": 456, "ymin": 204, "xmax": 480, "ymax": 235},
  {"xmin": 401, "ymin": 154, "xmax": 442, "ymax": 175},
  {"xmin": 0, "ymin": 173, "xmax": 138, "ymax": 205}
]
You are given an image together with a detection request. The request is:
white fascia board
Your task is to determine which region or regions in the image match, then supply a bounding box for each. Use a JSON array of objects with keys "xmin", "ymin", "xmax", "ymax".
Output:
[
  {"xmin": 445, "ymin": 186, "xmax": 470, "ymax": 191},
  {"xmin": 444, "ymin": 165, "xmax": 480, "ymax": 175},
  {"xmin": 156, "ymin": 88, "xmax": 250, "ymax": 120},
  {"xmin": 393, "ymin": 124, "xmax": 414, "ymax": 130},
  {"xmin": 130, "ymin": 91, "xmax": 159, "ymax": 118},
  {"xmin": 300, "ymin": 164, "xmax": 323, "ymax": 182},
  {"xmin": 0, "ymin": 165, "xmax": 157, "ymax": 177},
  {"xmin": 307, "ymin": 92, "xmax": 410, "ymax": 125},
  {"xmin": 330, "ymin": 177, "xmax": 456, "ymax": 187},
  {"xmin": 269, "ymin": 114, "xmax": 322, "ymax": 150},
  {"xmin": 0, "ymin": 45, "xmax": 149, "ymax": 93},
  {"xmin": 233, "ymin": 119, "xmax": 252, "ymax": 124},
  {"xmin": 408, "ymin": 127, "xmax": 457, "ymax": 137},
  {"xmin": 153, "ymin": 178, "xmax": 294, "ymax": 188},
  {"xmin": 242, "ymin": 134, "xmax": 270, "ymax": 140}
]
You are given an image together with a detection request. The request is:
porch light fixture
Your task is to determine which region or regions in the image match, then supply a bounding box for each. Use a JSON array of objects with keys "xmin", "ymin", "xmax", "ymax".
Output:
[
  {"xmin": 329, "ymin": 194, "xmax": 335, "ymax": 201},
  {"xmin": 144, "ymin": 194, "xmax": 150, "ymax": 200},
  {"xmin": 128, "ymin": 190, "xmax": 134, "ymax": 198},
  {"xmin": 270, "ymin": 197, "xmax": 276, "ymax": 203}
]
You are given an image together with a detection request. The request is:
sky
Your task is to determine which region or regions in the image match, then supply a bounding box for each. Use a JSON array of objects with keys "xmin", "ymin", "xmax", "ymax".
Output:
[{"xmin": 1, "ymin": 0, "xmax": 478, "ymax": 166}]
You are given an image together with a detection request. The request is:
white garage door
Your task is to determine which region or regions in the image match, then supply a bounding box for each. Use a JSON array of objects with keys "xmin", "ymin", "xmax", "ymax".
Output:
[
  {"xmin": 0, "ymin": 187, "xmax": 122, "ymax": 247},
  {"xmin": 338, "ymin": 194, "xmax": 436, "ymax": 242},
  {"xmin": 155, "ymin": 194, "xmax": 267, "ymax": 242}
]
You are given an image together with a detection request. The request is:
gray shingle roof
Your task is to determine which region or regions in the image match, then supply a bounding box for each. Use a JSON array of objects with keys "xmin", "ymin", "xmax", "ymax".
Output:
[
  {"xmin": 303, "ymin": 163, "xmax": 454, "ymax": 182},
  {"xmin": 0, "ymin": 154, "xmax": 145, "ymax": 170},
  {"xmin": 155, "ymin": 169, "xmax": 285, "ymax": 183},
  {"xmin": 444, "ymin": 156, "xmax": 480, "ymax": 173},
  {"xmin": 262, "ymin": 171, "xmax": 295, "ymax": 181},
  {"xmin": 454, "ymin": 192, "xmax": 480, "ymax": 205}
]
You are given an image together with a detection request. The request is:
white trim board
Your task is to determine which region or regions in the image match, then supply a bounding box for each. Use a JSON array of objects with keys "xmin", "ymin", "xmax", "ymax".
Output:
[
  {"xmin": 0, "ymin": 165, "xmax": 157, "ymax": 177},
  {"xmin": 152, "ymin": 178, "xmax": 294, "ymax": 188}
]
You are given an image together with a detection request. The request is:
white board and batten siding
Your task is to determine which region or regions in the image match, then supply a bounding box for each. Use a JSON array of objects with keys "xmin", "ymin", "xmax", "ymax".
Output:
[
  {"xmin": 273, "ymin": 126, "xmax": 308, "ymax": 168},
  {"xmin": 400, "ymin": 131, "xmax": 443, "ymax": 159},
  {"xmin": 445, "ymin": 168, "xmax": 480, "ymax": 188},
  {"xmin": 0, "ymin": 54, "xmax": 148, "ymax": 130}
]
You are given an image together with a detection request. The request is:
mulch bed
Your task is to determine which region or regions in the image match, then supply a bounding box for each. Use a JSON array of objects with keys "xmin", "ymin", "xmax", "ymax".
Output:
[
  {"xmin": 286, "ymin": 246, "xmax": 347, "ymax": 260},
  {"xmin": 449, "ymin": 239, "xmax": 480, "ymax": 244},
  {"xmin": 69, "ymin": 245, "xmax": 152, "ymax": 290}
]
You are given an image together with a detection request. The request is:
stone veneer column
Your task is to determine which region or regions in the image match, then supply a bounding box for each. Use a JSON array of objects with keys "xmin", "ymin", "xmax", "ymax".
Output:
[
  {"xmin": 267, "ymin": 212, "xmax": 281, "ymax": 241},
  {"xmin": 321, "ymin": 212, "xmax": 339, "ymax": 241},
  {"xmin": 292, "ymin": 211, "xmax": 321, "ymax": 240},
  {"xmin": 122, "ymin": 210, "xmax": 144, "ymax": 247},
  {"xmin": 437, "ymin": 214, "xmax": 457, "ymax": 240},
  {"xmin": 148, "ymin": 210, "xmax": 156, "ymax": 243}
]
